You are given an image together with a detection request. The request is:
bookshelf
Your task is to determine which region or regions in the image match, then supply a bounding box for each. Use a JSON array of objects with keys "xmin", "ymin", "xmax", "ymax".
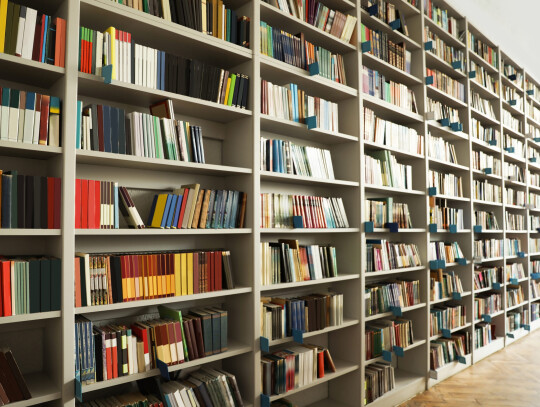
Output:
[{"xmin": 2, "ymin": 0, "xmax": 540, "ymax": 406}]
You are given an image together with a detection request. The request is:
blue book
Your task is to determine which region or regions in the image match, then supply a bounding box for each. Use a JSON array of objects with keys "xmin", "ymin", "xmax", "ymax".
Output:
[
  {"xmin": 172, "ymin": 194, "xmax": 183, "ymax": 228},
  {"xmin": 41, "ymin": 16, "xmax": 49, "ymax": 63},
  {"xmin": 110, "ymin": 106, "xmax": 119, "ymax": 153},
  {"xmin": 166, "ymin": 195, "xmax": 178, "ymax": 228},
  {"xmin": 103, "ymin": 105, "xmax": 112, "ymax": 152},
  {"xmin": 146, "ymin": 195, "xmax": 158, "ymax": 226},
  {"xmin": 160, "ymin": 194, "xmax": 173, "ymax": 228},
  {"xmin": 272, "ymin": 139, "xmax": 278, "ymax": 172}
]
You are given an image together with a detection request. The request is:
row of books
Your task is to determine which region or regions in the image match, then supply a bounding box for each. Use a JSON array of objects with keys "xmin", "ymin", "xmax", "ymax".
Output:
[
  {"xmin": 77, "ymin": 100, "xmax": 206, "ymax": 163},
  {"xmin": 362, "ymin": 0, "xmax": 410, "ymax": 35},
  {"xmin": 467, "ymin": 32, "xmax": 498, "ymax": 69},
  {"xmin": 504, "ymin": 162, "xmax": 525, "ymax": 182},
  {"xmin": 0, "ymin": 2, "xmax": 65, "ymax": 66},
  {"xmin": 528, "ymin": 103, "xmax": 540, "ymax": 122},
  {"xmin": 428, "ymin": 170, "xmax": 463, "ymax": 197},
  {"xmin": 260, "ymin": 193, "xmax": 349, "ymax": 229},
  {"xmin": 360, "ymin": 24, "xmax": 411, "ymax": 74},
  {"xmin": 502, "ymin": 110, "xmax": 523, "ymax": 133},
  {"xmin": 0, "ymin": 87, "xmax": 61, "ymax": 147},
  {"xmin": 530, "ymin": 192, "xmax": 540, "ymax": 207},
  {"xmin": 474, "ymin": 322, "xmax": 496, "ymax": 349},
  {"xmin": 261, "ymin": 292, "xmax": 343, "ymax": 339},
  {"xmin": 533, "ymin": 279, "xmax": 540, "ymax": 299},
  {"xmin": 430, "ymin": 333, "xmax": 470, "ymax": 370},
  {"xmin": 146, "ymin": 187, "xmax": 247, "ymax": 230},
  {"xmin": 366, "ymin": 240, "xmax": 421, "ymax": 273},
  {"xmin": 473, "ymin": 179, "xmax": 502, "ymax": 203},
  {"xmin": 503, "ymin": 134, "xmax": 524, "ymax": 156},
  {"xmin": 532, "ymin": 303, "xmax": 540, "ymax": 322},
  {"xmin": 74, "ymin": 250, "xmax": 234, "ymax": 307},
  {"xmin": 474, "ymin": 266, "xmax": 502, "ymax": 291},
  {"xmin": 362, "ymin": 67, "xmax": 418, "ymax": 113},
  {"xmin": 260, "ymin": 241, "xmax": 338, "ymax": 285},
  {"xmin": 79, "ymin": 27, "xmax": 249, "ymax": 109},
  {"xmin": 507, "ymin": 309, "xmax": 528, "ymax": 332},
  {"xmin": 430, "ymin": 270, "xmax": 463, "ymax": 301},
  {"xmin": 531, "ymin": 217, "xmax": 540, "ymax": 231},
  {"xmin": 428, "ymin": 133, "xmax": 458, "ymax": 164},
  {"xmin": 424, "ymin": 1, "xmax": 460, "ymax": 39},
  {"xmin": 474, "ymin": 210, "xmax": 499, "ymax": 230},
  {"xmin": 429, "ymin": 241, "xmax": 465, "ymax": 264},
  {"xmin": 474, "ymin": 293, "xmax": 501, "ymax": 319},
  {"xmin": 424, "ymin": 26, "xmax": 464, "ymax": 68},
  {"xmin": 365, "ymin": 279, "xmax": 421, "ymax": 316},
  {"xmin": 365, "ymin": 318, "xmax": 414, "ymax": 360},
  {"xmin": 365, "ymin": 151, "xmax": 413, "ymax": 190},
  {"xmin": 363, "ymin": 107, "xmax": 424, "ymax": 155},
  {"xmin": 429, "ymin": 198, "xmax": 464, "ymax": 230},
  {"xmin": 426, "ymin": 68, "xmax": 465, "ymax": 102},
  {"xmin": 260, "ymin": 137, "xmax": 335, "ymax": 179},
  {"xmin": 261, "ymin": 344, "xmax": 337, "ymax": 395},
  {"xmin": 109, "ymin": 0, "xmax": 250, "ymax": 48},
  {"xmin": 505, "ymin": 238, "xmax": 522, "ymax": 256},
  {"xmin": 471, "ymin": 118, "xmax": 500, "ymax": 144},
  {"xmin": 506, "ymin": 213, "xmax": 526, "ymax": 230},
  {"xmin": 0, "ymin": 350, "xmax": 30, "ymax": 404},
  {"xmin": 259, "ymin": 22, "xmax": 347, "ymax": 84},
  {"xmin": 365, "ymin": 362, "xmax": 394, "ymax": 404},
  {"xmin": 426, "ymin": 98, "xmax": 459, "ymax": 123},
  {"xmin": 505, "ymin": 189, "xmax": 525, "ymax": 207},
  {"xmin": 473, "ymin": 239, "xmax": 503, "ymax": 259},
  {"xmin": 505, "ymin": 263, "xmax": 525, "ymax": 280},
  {"xmin": 470, "ymin": 60, "xmax": 499, "ymax": 94},
  {"xmin": 472, "ymin": 150, "xmax": 501, "ymax": 175},
  {"xmin": 1, "ymin": 172, "xmax": 61, "ymax": 229},
  {"xmin": 260, "ymin": 80, "xmax": 339, "ymax": 132},
  {"xmin": 262, "ymin": 0, "xmax": 357, "ymax": 43},
  {"xmin": 471, "ymin": 91, "xmax": 496, "ymax": 118},
  {"xmin": 76, "ymin": 305, "xmax": 228, "ymax": 384},
  {"xmin": 365, "ymin": 197, "xmax": 413, "ymax": 229},
  {"xmin": 430, "ymin": 303, "xmax": 466, "ymax": 335},
  {"xmin": 503, "ymin": 64, "xmax": 523, "ymax": 84},
  {"xmin": 0, "ymin": 257, "xmax": 61, "ymax": 316},
  {"xmin": 507, "ymin": 286, "xmax": 525, "ymax": 307},
  {"xmin": 532, "ymin": 239, "xmax": 540, "ymax": 253}
]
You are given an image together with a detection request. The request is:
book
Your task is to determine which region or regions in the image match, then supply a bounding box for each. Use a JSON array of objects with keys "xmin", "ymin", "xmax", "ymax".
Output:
[{"xmin": 0, "ymin": 350, "xmax": 30, "ymax": 403}]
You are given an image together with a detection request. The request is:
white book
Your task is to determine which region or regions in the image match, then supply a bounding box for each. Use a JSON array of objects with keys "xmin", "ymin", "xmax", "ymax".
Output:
[
  {"xmin": 114, "ymin": 31, "xmax": 119, "ymax": 81},
  {"xmin": 178, "ymin": 388, "xmax": 191, "ymax": 407},
  {"xmin": 96, "ymin": 31, "xmax": 103, "ymax": 75},
  {"xmin": 162, "ymin": 0, "xmax": 172, "ymax": 21},
  {"xmin": 75, "ymin": 253, "xmax": 91, "ymax": 306},
  {"xmin": 17, "ymin": 99, "xmax": 25, "ymax": 142},
  {"xmin": 22, "ymin": 93, "xmax": 35, "ymax": 144},
  {"xmin": 21, "ymin": 7, "xmax": 37, "ymax": 59},
  {"xmin": 32, "ymin": 106, "xmax": 40, "ymax": 144},
  {"xmin": 153, "ymin": 48, "xmax": 158, "ymax": 89},
  {"xmin": 8, "ymin": 102, "xmax": 19, "ymax": 142},
  {"xmin": 49, "ymin": 114, "xmax": 60, "ymax": 147},
  {"xmin": 124, "ymin": 32, "xmax": 129, "ymax": 83},
  {"xmin": 15, "ymin": 6, "xmax": 26, "ymax": 57},
  {"xmin": 126, "ymin": 331, "xmax": 134, "ymax": 375}
]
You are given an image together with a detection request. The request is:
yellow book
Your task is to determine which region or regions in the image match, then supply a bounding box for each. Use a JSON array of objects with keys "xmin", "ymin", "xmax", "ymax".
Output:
[
  {"xmin": 174, "ymin": 253, "xmax": 181, "ymax": 296},
  {"xmin": 0, "ymin": 0, "xmax": 8, "ymax": 53},
  {"xmin": 152, "ymin": 257, "xmax": 158, "ymax": 298},
  {"xmin": 187, "ymin": 252, "xmax": 194, "ymax": 295},
  {"xmin": 180, "ymin": 253, "xmax": 188, "ymax": 296},
  {"xmin": 223, "ymin": 77, "xmax": 232, "ymax": 106},
  {"xmin": 104, "ymin": 26, "xmax": 116, "ymax": 80},
  {"xmin": 129, "ymin": 265, "xmax": 136, "ymax": 301},
  {"xmin": 142, "ymin": 258, "xmax": 149, "ymax": 299},
  {"xmin": 151, "ymin": 194, "xmax": 168, "ymax": 228},
  {"xmin": 217, "ymin": 0, "xmax": 223, "ymax": 40},
  {"xmin": 202, "ymin": 0, "xmax": 207, "ymax": 34}
]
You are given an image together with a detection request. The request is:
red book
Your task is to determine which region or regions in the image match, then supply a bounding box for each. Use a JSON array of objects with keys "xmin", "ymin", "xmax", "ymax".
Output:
[
  {"xmin": 74, "ymin": 257, "xmax": 81, "ymax": 307},
  {"xmin": 177, "ymin": 188, "xmax": 189, "ymax": 228},
  {"xmin": 39, "ymin": 95, "xmax": 50, "ymax": 145},
  {"xmin": 214, "ymin": 251, "xmax": 222, "ymax": 291},
  {"xmin": 81, "ymin": 179, "xmax": 89, "ymax": 228},
  {"xmin": 111, "ymin": 331, "xmax": 118, "ymax": 378},
  {"xmin": 317, "ymin": 349, "xmax": 324, "ymax": 378},
  {"xmin": 120, "ymin": 256, "xmax": 128, "ymax": 302},
  {"xmin": 47, "ymin": 177, "xmax": 54, "ymax": 229},
  {"xmin": 105, "ymin": 332, "xmax": 113, "ymax": 379},
  {"xmin": 209, "ymin": 251, "xmax": 215, "ymax": 292},
  {"xmin": 0, "ymin": 261, "xmax": 10, "ymax": 316},
  {"xmin": 87, "ymin": 180, "xmax": 95, "ymax": 229},
  {"xmin": 94, "ymin": 180, "xmax": 101, "ymax": 229},
  {"xmin": 32, "ymin": 16, "xmax": 42, "ymax": 61},
  {"xmin": 59, "ymin": 18, "xmax": 66, "ymax": 68},
  {"xmin": 54, "ymin": 177, "xmax": 61, "ymax": 229},
  {"xmin": 75, "ymin": 179, "xmax": 82, "ymax": 229}
]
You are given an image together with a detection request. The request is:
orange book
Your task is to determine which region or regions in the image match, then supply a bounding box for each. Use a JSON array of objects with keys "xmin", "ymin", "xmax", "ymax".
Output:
[{"xmin": 74, "ymin": 257, "xmax": 81, "ymax": 307}]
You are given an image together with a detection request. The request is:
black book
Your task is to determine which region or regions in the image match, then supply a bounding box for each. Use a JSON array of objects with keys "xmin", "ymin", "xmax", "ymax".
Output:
[
  {"xmin": 5, "ymin": 170, "xmax": 17, "ymax": 228},
  {"xmin": 91, "ymin": 30, "xmax": 97, "ymax": 75},
  {"xmin": 170, "ymin": 0, "xmax": 178, "ymax": 24},
  {"xmin": 188, "ymin": 59, "xmax": 198, "ymax": 98},
  {"xmin": 17, "ymin": 174, "xmax": 26, "ymax": 228},
  {"xmin": 33, "ymin": 175, "xmax": 41, "ymax": 229},
  {"xmin": 230, "ymin": 9, "xmax": 237, "ymax": 44},
  {"xmin": 103, "ymin": 105, "xmax": 112, "ymax": 152},
  {"xmin": 154, "ymin": 0, "xmax": 163, "ymax": 17},
  {"xmin": 40, "ymin": 258, "xmax": 51, "ymax": 312},
  {"xmin": 184, "ymin": 0, "xmax": 193, "ymax": 29},
  {"xmin": 236, "ymin": 75, "xmax": 245, "ymax": 109},
  {"xmin": 50, "ymin": 258, "xmax": 61, "ymax": 311},
  {"xmin": 25, "ymin": 175, "xmax": 34, "ymax": 228},
  {"xmin": 207, "ymin": 0, "xmax": 212, "ymax": 35},
  {"xmin": 1, "ymin": 173, "xmax": 11, "ymax": 228},
  {"xmin": 118, "ymin": 108, "xmax": 126, "ymax": 154},
  {"xmin": 125, "ymin": 115, "xmax": 132, "ymax": 155},
  {"xmin": 164, "ymin": 53, "xmax": 171, "ymax": 92},
  {"xmin": 94, "ymin": 329, "xmax": 104, "ymax": 382},
  {"xmin": 28, "ymin": 259, "xmax": 41, "ymax": 313},
  {"xmin": 147, "ymin": 0, "xmax": 154, "ymax": 15},
  {"xmin": 40, "ymin": 176, "xmax": 48, "ymax": 228},
  {"xmin": 174, "ymin": 0, "xmax": 186, "ymax": 26},
  {"xmin": 91, "ymin": 104, "xmax": 99, "ymax": 151},
  {"xmin": 77, "ymin": 255, "xmax": 87, "ymax": 307},
  {"xmin": 110, "ymin": 256, "xmax": 123, "ymax": 303},
  {"xmin": 110, "ymin": 106, "xmax": 119, "ymax": 154},
  {"xmin": 241, "ymin": 75, "xmax": 249, "ymax": 108},
  {"xmin": 131, "ymin": 40, "xmax": 136, "ymax": 84}
]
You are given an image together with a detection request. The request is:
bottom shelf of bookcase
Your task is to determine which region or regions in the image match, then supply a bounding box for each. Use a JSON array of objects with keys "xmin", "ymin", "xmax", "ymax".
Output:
[
  {"xmin": 530, "ymin": 319, "xmax": 540, "ymax": 332},
  {"xmin": 506, "ymin": 327, "xmax": 529, "ymax": 345},
  {"xmin": 366, "ymin": 370, "xmax": 425, "ymax": 407},
  {"xmin": 473, "ymin": 337, "xmax": 505, "ymax": 362},
  {"xmin": 9, "ymin": 372, "xmax": 61, "ymax": 407},
  {"xmin": 428, "ymin": 354, "xmax": 472, "ymax": 387}
]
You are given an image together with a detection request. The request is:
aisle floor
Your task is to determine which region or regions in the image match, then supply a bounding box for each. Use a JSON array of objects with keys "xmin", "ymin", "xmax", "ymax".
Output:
[{"xmin": 398, "ymin": 329, "xmax": 540, "ymax": 406}]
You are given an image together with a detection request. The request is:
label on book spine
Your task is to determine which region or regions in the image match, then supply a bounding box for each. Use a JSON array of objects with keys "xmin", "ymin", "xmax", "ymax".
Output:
[
  {"xmin": 507, "ymin": 332, "xmax": 515, "ymax": 339},
  {"xmin": 522, "ymin": 324, "xmax": 531, "ymax": 331},
  {"xmin": 439, "ymin": 117, "xmax": 450, "ymax": 127}
]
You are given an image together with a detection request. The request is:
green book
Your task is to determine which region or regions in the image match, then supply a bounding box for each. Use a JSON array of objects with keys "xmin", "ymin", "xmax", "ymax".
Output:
[
  {"xmin": 50, "ymin": 258, "xmax": 61, "ymax": 311},
  {"xmin": 227, "ymin": 74, "xmax": 237, "ymax": 106},
  {"xmin": 28, "ymin": 259, "xmax": 41, "ymax": 313},
  {"xmin": 158, "ymin": 305, "xmax": 189, "ymax": 362},
  {"xmin": 40, "ymin": 258, "xmax": 51, "ymax": 312}
]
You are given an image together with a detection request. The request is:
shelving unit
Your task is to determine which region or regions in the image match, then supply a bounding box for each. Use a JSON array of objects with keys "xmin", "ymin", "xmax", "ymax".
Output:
[{"xmin": 1, "ymin": 0, "xmax": 540, "ymax": 406}]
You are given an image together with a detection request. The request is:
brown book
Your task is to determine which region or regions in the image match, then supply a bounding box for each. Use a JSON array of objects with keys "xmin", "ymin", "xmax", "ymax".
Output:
[
  {"xmin": 323, "ymin": 348, "xmax": 336, "ymax": 372},
  {"xmin": 191, "ymin": 189, "xmax": 205, "ymax": 229},
  {"xmin": 0, "ymin": 381, "xmax": 8, "ymax": 405},
  {"xmin": 198, "ymin": 189, "xmax": 212, "ymax": 229},
  {"xmin": 190, "ymin": 316, "xmax": 206, "ymax": 357},
  {"xmin": 0, "ymin": 351, "xmax": 24, "ymax": 402},
  {"xmin": 238, "ymin": 192, "xmax": 247, "ymax": 228},
  {"xmin": 186, "ymin": 317, "xmax": 199, "ymax": 359},
  {"xmin": 182, "ymin": 318, "xmax": 196, "ymax": 361}
]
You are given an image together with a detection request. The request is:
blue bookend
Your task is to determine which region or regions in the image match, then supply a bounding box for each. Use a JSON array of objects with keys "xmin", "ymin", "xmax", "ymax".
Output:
[
  {"xmin": 389, "ymin": 19, "xmax": 401, "ymax": 30},
  {"xmin": 458, "ymin": 355, "xmax": 467, "ymax": 364},
  {"xmin": 384, "ymin": 222, "xmax": 399, "ymax": 233},
  {"xmin": 482, "ymin": 314, "xmax": 492, "ymax": 323},
  {"xmin": 292, "ymin": 329, "xmax": 304, "ymax": 344},
  {"xmin": 469, "ymin": 71, "xmax": 476, "ymax": 79},
  {"xmin": 293, "ymin": 216, "xmax": 303, "ymax": 228},
  {"xmin": 489, "ymin": 139, "xmax": 498, "ymax": 146},
  {"xmin": 393, "ymin": 346, "xmax": 404, "ymax": 357},
  {"xmin": 260, "ymin": 336, "xmax": 270, "ymax": 352},
  {"xmin": 530, "ymin": 157, "xmax": 537, "ymax": 163},
  {"xmin": 474, "ymin": 225, "xmax": 483, "ymax": 233},
  {"xmin": 261, "ymin": 394, "xmax": 271, "ymax": 407},
  {"xmin": 450, "ymin": 122, "xmax": 462, "ymax": 132},
  {"xmin": 368, "ymin": 3, "xmax": 378, "ymax": 15},
  {"xmin": 534, "ymin": 137, "xmax": 540, "ymax": 143},
  {"xmin": 428, "ymin": 187, "xmax": 437, "ymax": 196},
  {"xmin": 518, "ymin": 251, "xmax": 526, "ymax": 258},
  {"xmin": 157, "ymin": 359, "xmax": 170, "ymax": 380},
  {"xmin": 391, "ymin": 306, "xmax": 402, "ymax": 317},
  {"xmin": 510, "ymin": 278, "xmax": 519, "ymax": 285},
  {"xmin": 424, "ymin": 41, "xmax": 433, "ymax": 51},
  {"xmin": 440, "ymin": 117, "xmax": 450, "ymax": 127},
  {"xmin": 537, "ymin": 228, "xmax": 540, "ymax": 233},
  {"xmin": 523, "ymin": 324, "xmax": 531, "ymax": 331},
  {"xmin": 308, "ymin": 62, "xmax": 320, "ymax": 76},
  {"xmin": 456, "ymin": 258, "xmax": 467, "ymax": 265},
  {"xmin": 361, "ymin": 41, "xmax": 372, "ymax": 53},
  {"xmin": 382, "ymin": 350, "xmax": 393, "ymax": 362},
  {"xmin": 507, "ymin": 332, "xmax": 515, "ymax": 339},
  {"xmin": 429, "ymin": 223, "xmax": 438, "ymax": 233},
  {"xmin": 483, "ymin": 168, "xmax": 492, "ymax": 175},
  {"xmin": 505, "ymin": 147, "xmax": 515, "ymax": 153},
  {"xmin": 527, "ymin": 89, "xmax": 534, "ymax": 95},
  {"xmin": 531, "ymin": 273, "xmax": 540, "ymax": 280},
  {"xmin": 364, "ymin": 221, "xmax": 374, "ymax": 233},
  {"xmin": 442, "ymin": 329, "xmax": 451, "ymax": 339},
  {"xmin": 429, "ymin": 260, "xmax": 439, "ymax": 270},
  {"xmin": 102, "ymin": 64, "xmax": 113, "ymax": 84},
  {"xmin": 449, "ymin": 224, "xmax": 457, "ymax": 233},
  {"xmin": 509, "ymin": 74, "xmax": 517, "ymax": 81},
  {"xmin": 509, "ymin": 99, "xmax": 517, "ymax": 106},
  {"xmin": 493, "ymin": 282, "xmax": 502, "ymax": 290},
  {"xmin": 451, "ymin": 60, "xmax": 463, "ymax": 70},
  {"xmin": 306, "ymin": 116, "xmax": 317, "ymax": 129},
  {"xmin": 425, "ymin": 76, "xmax": 434, "ymax": 85},
  {"xmin": 452, "ymin": 292, "xmax": 462, "ymax": 300}
]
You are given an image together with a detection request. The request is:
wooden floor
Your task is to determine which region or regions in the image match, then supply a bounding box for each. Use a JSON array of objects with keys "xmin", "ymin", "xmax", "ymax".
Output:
[{"xmin": 398, "ymin": 329, "xmax": 540, "ymax": 406}]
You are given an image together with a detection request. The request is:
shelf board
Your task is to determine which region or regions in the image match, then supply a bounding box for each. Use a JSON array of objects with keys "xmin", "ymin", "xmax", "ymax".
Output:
[
  {"xmin": 260, "ymin": 55, "xmax": 357, "ymax": 101},
  {"xmin": 362, "ymin": 93, "xmax": 424, "ymax": 123},
  {"xmin": 0, "ymin": 229, "xmax": 61, "ymax": 236},
  {"xmin": 361, "ymin": 52, "xmax": 422, "ymax": 86},
  {"xmin": 506, "ymin": 301, "xmax": 528, "ymax": 312},
  {"xmin": 470, "ymin": 107, "xmax": 500, "ymax": 127},
  {"xmin": 268, "ymin": 359, "xmax": 359, "ymax": 402},
  {"xmin": 0, "ymin": 311, "xmax": 60, "ymax": 326},
  {"xmin": 528, "ymin": 184, "xmax": 540, "ymax": 194},
  {"xmin": 260, "ymin": 2, "xmax": 356, "ymax": 55},
  {"xmin": 260, "ymin": 114, "xmax": 357, "ymax": 144},
  {"xmin": 431, "ymin": 194, "xmax": 470, "ymax": 202},
  {"xmin": 364, "ymin": 184, "xmax": 424, "ymax": 195},
  {"xmin": 82, "ymin": 340, "xmax": 252, "ymax": 393},
  {"xmin": 428, "ymin": 157, "xmax": 469, "ymax": 172},
  {"xmin": 472, "ymin": 169, "xmax": 502, "ymax": 181},
  {"xmin": 365, "ymin": 340, "xmax": 426, "ymax": 366},
  {"xmin": 473, "ymin": 310, "xmax": 504, "ymax": 324},
  {"xmin": 503, "ymin": 153, "xmax": 526, "ymax": 165},
  {"xmin": 472, "ymin": 200, "xmax": 503, "ymax": 208},
  {"xmin": 365, "ymin": 303, "xmax": 426, "ymax": 322},
  {"xmin": 474, "ymin": 285, "xmax": 498, "ymax": 294},
  {"xmin": 369, "ymin": 228, "xmax": 425, "ymax": 233},
  {"xmin": 260, "ymin": 171, "xmax": 359, "ymax": 187},
  {"xmin": 505, "ymin": 230, "xmax": 528, "ymax": 235},
  {"xmin": 80, "ymin": 0, "xmax": 252, "ymax": 67},
  {"xmin": 502, "ymin": 75, "xmax": 524, "ymax": 93},
  {"xmin": 502, "ymin": 124, "xmax": 526, "ymax": 140},
  {"xmin": 431, "ymin": 291, "xmax": 471, "ymax": 305},
  {"xmin": 425, "ymin": 51, "xmax": 466, "ymax": 79},
  {"xmin": 469, "ymin": 79, "xmax": 500, "ymax": 100},
  {"xmin": 268, "ymin": 319, "xmax": 359, "ymax": 346},
  {"xmin": 431, "ymin": 229, "xmax": 471, "ymax": 234},
  {"xmin": 474, "ymin": 256, "xmax": 504, "ymax": 263},
  {"xmin": 430, "ymin": 322, "xmax": 472, "ymax": 341},
  {"xmin": 424, "ymin": 17, "xmax": 466, "ymax": 49},
  {"xmin": 365, "ymin": 369, "xmax": 425, "ymax": 407},
  {"xmin": 261, "ymin": 274, "xmax": 360, "ymax": 291},
  {"xmin": 0, "ymin": 53, "xmax": 65, "ymax": 89},
  {"xmin": 473, "ymin": 229, "xmax": 503, "ymax": 234},
  {"xmin": 363, "ymin": 140, "xmax": 424, "ymax": 160},
  {"xmin": 78, "ymin": 73, "xmax": 252, "ymax": 123},
  {"xmin": 365, "ymin": 265, "xmax": 425, "ymax": 278},
  {"xmin": 427, "ymin": 85, "xmax": 467, "ymax": 109},
  {"xmin": 468, "ymin": 50, "xmax": 499, "ymax": 75},
  {"xmin": 471, "ymin": 137, "xmax": 502, "ymax": 153},
  {"xmin": 75, "ymin": 287, "xmax": 252, "ymax": 314},
  {"xmin": 76, "ymin": 150, "xmax": 252, "ymax": 176},
  {"xmin": 427, "ymin": 120, "xmax": 469, "ymax": 141},
  {"xmin": 261, "ymin": 228, "xmax": 360, "ymax": 234},
  {"xmin": 8, "ymin": 373, "xmax": 61, "ymax": 407},
  {"xmin": 0, "ymin": 140, "xmax": 62, "ymax": 159},
  {"xmin": 473, "ymin": 336, "xmax": 504, "ymax": 362},
  {"xmin": 502, "ymin": 101, "xmax": 525, "ymax": 117},
  {"xmin": 504, "ymin": 204, "xmax": 527, "ymax": 211},
  {"xmin": 504, "ymin": 178, "xmax": 527, "ymax": 188},
  {"xmin": 527, "ymin": 116, "xmax": 540, "ymax": 130},
  {"xmin": 360, "ymin": 9, "xmax": 421, "ymax": 51},
  {"xmin": 75, "ymin": 228, "xmax": 252, "ymax": 236}
]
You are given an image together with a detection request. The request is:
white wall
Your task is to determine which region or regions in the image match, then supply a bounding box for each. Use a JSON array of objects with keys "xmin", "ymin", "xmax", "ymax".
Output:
[{"xmin": 446, "ymin": 0, "xmax": 540, "ymax": 80}]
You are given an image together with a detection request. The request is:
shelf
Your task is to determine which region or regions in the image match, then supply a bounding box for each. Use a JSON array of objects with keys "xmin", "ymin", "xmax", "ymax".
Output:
[
  {"xmin": 431, "ymin": 229, "xmax": 471, "ymax": 234},
  {"xmin": 365, "ymin": 303, "xmax": 426, "ymax": 322},
  {"xmin": 428, "ymin": 354, "xmax": 471, "ymax": 382},
  {"xmin": 364, "ymin": 184, "xmax": 424, "ymax": 195},
  {"xmin": 474, "ymin": 285, "xmax": 499, "ymax": 294},
  {"xmin": 7, "ymin": 373, "xmax": 61, "ymax": 407},
  {"xmin": 365, "ymin": 265, "xmax": 426, "ymax": 278},
  {"xmin": 360, "ymin": 9, "xmax": 421, "ymax": 50},
  {"xmin": 528, "ymin": 185, "xmax": 540, "ymax": 194},
  {"xmin": 469, "ymin": 79, "xmax": 500, "ymax": 100},
  {"xmin": 473, "ymin": 310, "xmax": 504, "ymax": 324},
  {"xmin": 76, "ymin": 228, "xmax": 252, "ymax": 236},
  {"xmin": 0, "ymin": 311, "xmax": 61, "ymax": 326},
  {"xmin": 468, "ymin": 50, "xmax": 498, "ymax": 75},
  {"xmin": 426, "ymin": 85, "xmax": 467, "ymax": 109},
  {"xmin": 506, "ymin": 327, "xmax": 529, "ymax": 344},
  {"xmin": 260, "ymin": 171, "xmax": 359, "ymax": 187},
  {"xmin": 76, "ymin": 150, "xmax": 252, "ymax": 176},
  {"xmin": 431, "ymin": 291, "xmax": 471, "ymax": 305},
  {"xmin": 502, "ymin": 101, "xmax": 525, "ymax": 117},
  {"xmin": 502, "ymin": 124, "xmax": 525, "ymax": 140},
  {"xmin": 424, "ymin": 17, "xmax": 465, "ymax": 49},
  {"xmin": 506, "ymin": 301, "xmax": 528, "ymax": 312},
  {"xmin": 361, "ymin": 52, "xmax": 422, "ymax": 86},
  {"xmin": 472, "ymin": 169, "xmax": 502, "ymax": 181},
  {"xmin": 427, "ymin": 120, "xmax": 469, "ymax": 141},
  {"xmin": 261, "ymin": 274, "xmax": 360, "ymax": 291},
  {"xmin": 260, "ymin": 55, "xmax": 358, "ymax": 101},
  {"xmin": 504, "ymin": 178, "xmax": 527, "ymax": 188},
  {"xmin": 470, "ymin": 107, "xmax": 500, "ymax": 126},
  {"xmin": 502, "ymin": 75, "xmax": 524, "ymax": 93},
  {"xmin": 472, "ymin": 200, "xmax": 503, "ymax": 208},
  {"xmin": 365, "ymin": 369, "xmax": 425, "ymax": 407},
  {"xmin": 365, "ymin": 340, "xmax": 426, "ymax": 365},
  {"xmin": 82, "ymin": 340, "xmax": 252, "ymax": 393},
  {"xmin": 0, "ymin": 229, "xmax": 61, "ymax": 236},
  {"xmin": 369, "ymin": 228, "xmax": 425, "ymax": 233},
  {"xmin": 505, "ymin": 230, "xmax": 528, "ymax": 235},
  {"xmin": 268, "ymin": 319, "xmax": 359, "ymax": 346},
  {"xmin": 431, "ymin": 194, "xmax": 470, "ymax": 202},
  {"xmin": 428, "ymin": 158, "xmax": 469, "ymax": 172},
  {"xmin": 425, "ymin": 51, "xmax": 466, "ymax": 79},
  {"xmin": 504, "ymin": 204, "xmax": 527, "ymax": 211},
  {"xmin": 260, "ymin": 2, "xmax": 356, "ymax": 54},
  {"xmin": 474, "ymin": 336, "xmax": 504, "ymax": 362},
  {"xmin": 0, "ymin": 53, "xmax": 65, "ymax": 89},
  {"xmin": 362, "ymin": 93, "xmax": 424, "ymax": 123},
  {"xmin": 80, "ymin": 0, "xmax": 252, "ymax": 67},
  {"xmin": 0, "ymin": 140, "xmax": 62, "ymax": 159},
  {"xmin": 363, "ymin": 140, "xmax": 424, "ymax": 160},
  {"xmin": 268, "ymin": 359, "xmax": 359, "ymax": 402},
  {"xmin": 471, "ymin": 137, "xmax": 502, "ymax": 154},
  {"xmin": 527, "ymin": 115, "xmax": 540, "ymax": 130},
  {"xmin": 75, "ymin": 287, "xmax": 252, "ymax": 314},
  {"xmin": 78, "ymin": 73, "xmax": 252, "ymax": 123},
  {"xmin": 261, "ymin": 228, "xmax": 360, "ymax": 234},
  {"xmin": 429, "ymin": 322, "xmax": 472, "ymax": 341},
  {"xmin": 473, "ymin": 229, "xmax": 503, "ymax": 234},
  {"xmin": 260, "ymin": 114, "xmax": 357, "ymax": 144}
]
